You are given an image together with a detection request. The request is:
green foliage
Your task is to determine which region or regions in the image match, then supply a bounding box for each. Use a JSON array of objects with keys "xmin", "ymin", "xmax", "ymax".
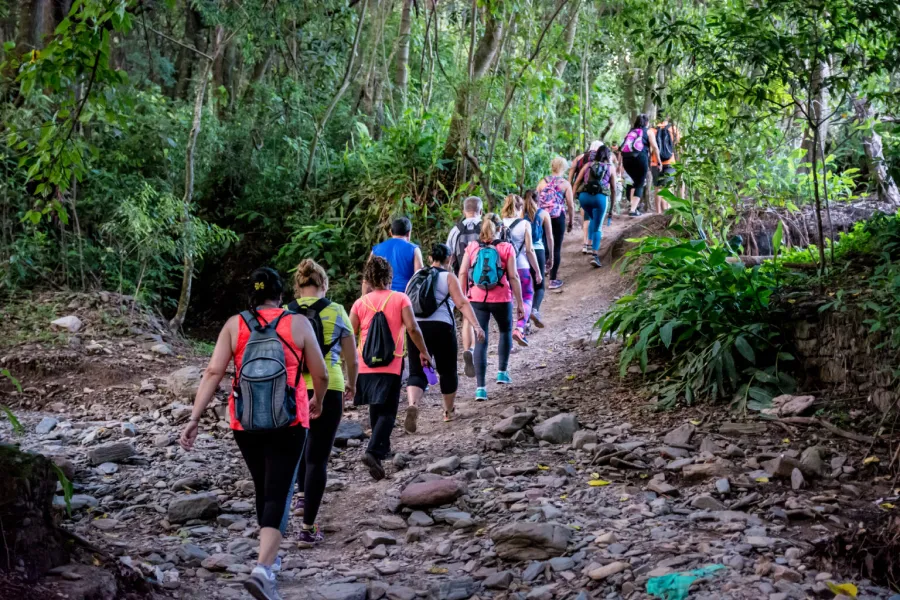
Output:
[{"xmin": 599, "ymin": 235, "xmax": 795, "ymax": 409}]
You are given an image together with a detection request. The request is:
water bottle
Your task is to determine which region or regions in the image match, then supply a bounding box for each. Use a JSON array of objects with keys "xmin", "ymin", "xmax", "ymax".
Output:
[{"xmin": 424, "ymin": 364, "xmax": 438, "ymax": 386}]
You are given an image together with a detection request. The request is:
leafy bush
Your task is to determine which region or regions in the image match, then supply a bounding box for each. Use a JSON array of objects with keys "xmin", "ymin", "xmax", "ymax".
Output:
[{"xmin": 599, "ymin": 235, "xmax": 796, "ymax": 409}]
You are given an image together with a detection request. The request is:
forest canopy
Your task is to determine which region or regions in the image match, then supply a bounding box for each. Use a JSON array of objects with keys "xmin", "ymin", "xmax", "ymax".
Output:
[{"xmin": 2, "ymin": 0, "xmax": 900, "ymax": 326}]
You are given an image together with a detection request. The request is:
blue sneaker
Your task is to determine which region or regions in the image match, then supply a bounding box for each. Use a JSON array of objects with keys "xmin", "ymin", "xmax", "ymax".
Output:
[
  {"xmin": 475, "ymin": 387, "xmax": 488, "ymax": 401},
  {"xmin": 497, "ymin": 371, "xmax": 512, "ymax": 385}
]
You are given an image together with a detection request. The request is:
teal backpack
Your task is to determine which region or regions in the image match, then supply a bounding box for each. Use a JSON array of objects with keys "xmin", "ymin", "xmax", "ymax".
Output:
[{"xmin": 472, "ymin": 242, "xmax": 505, "ymax": 291}]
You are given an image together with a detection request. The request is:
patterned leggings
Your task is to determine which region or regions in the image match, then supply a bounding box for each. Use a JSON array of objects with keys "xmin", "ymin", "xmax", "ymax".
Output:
[{"xmin": 516, "ymin": 268, "xmax": 534, "ymax": 332}]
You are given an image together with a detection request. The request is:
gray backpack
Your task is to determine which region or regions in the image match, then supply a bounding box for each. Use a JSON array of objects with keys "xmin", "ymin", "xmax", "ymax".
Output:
[{"xmin": 233, "ymin": 311, "xmax": 300, "ymax": 430}]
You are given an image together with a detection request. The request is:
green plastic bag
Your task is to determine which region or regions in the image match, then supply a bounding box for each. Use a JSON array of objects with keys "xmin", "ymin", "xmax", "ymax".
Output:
[{"xmin": 646, "ymin": 564, "xmax": 726, "ymax": 600}]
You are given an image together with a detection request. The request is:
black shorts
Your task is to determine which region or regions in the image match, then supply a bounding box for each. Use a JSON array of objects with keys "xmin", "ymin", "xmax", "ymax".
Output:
[{"xmin": 652, "ymin": 164, "xmax": 676, "ymax": 187}]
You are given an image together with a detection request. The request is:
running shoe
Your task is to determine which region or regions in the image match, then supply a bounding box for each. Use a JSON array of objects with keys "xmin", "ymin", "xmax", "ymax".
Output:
[
  {"xmin": 404, "ymin": 405, "xmax": 418, "ymax": 434},
  {"xmin": 530, "ymin": 310, "xmax": 545, "ymax": 328},
  {"xmin": 297, "ymin": 525, "xmax": 325, "ymax": 548},
  {"xmin": 245, "ymin": 567, "xmax": 282, "ymax": 600},
  {"xmin": 443, "ymin": 407, "xmax": 456, "ymax": 422},
  {"xmin": 628, "ymin": 210, "xmax": 642, "ymax": 217},
  {"xmin": 548, "ymin": 280, "xmax": 563, "ymax": 290},
  {"xmin": 292, "ymin": 495, "xmax": 305, "ymax": 516},
  {"xmin": 475, "ymin": 387, "xmax": 488, "ymax": 401},
  {"xmin": 362, "ymin": 452, "xmax": 386, "ymax": 481},
  {"xmin": 590, "ymin": 255, "xmax": 602, "ymax": 268},
  {"xmin": 512, "ymin": 329, "xmax": 529, "ymax": 347},
  {"xmin": 497, "ymin": 371, "xmax": 512, "ymax": 385},
  {"xmin": 581, "ymin": 244, "xmax": 591, "ymax": 254},
  {"xmin": 271, "ymin": 556, "xmax": 282, "ymax": 573},
  {"xmin": 463, "ymin": 349, "xmax": 476, "ymax": 378}
]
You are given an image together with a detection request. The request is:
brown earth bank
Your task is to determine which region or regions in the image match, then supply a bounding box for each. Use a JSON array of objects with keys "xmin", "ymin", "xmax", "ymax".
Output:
[{"xmin": 1, "ymin": 214, "xmax": 899, "ymax": 600}]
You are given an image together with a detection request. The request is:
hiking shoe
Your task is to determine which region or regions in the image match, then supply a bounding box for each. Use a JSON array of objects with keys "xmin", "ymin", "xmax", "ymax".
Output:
[
  {"xmin": 530, "ymin": 310, "xmax": 545, "ymax": 328},
  {"xmin": 443, "ymin": 408, "xmax": 456, "ymax": 422},
  {"xmin": 512, "ymin": 329, "xmax": 529, "ymax": 347},
  {"xmin": 463, "ymin": 349, "xmax": 476, "ymax": 378},
  {"xmin": 271, "ymin": 556, "xmax": 282, "ymax": 573},
  {"xmin": 548, "ymin": 280, "xmax": 563, "ymax": 290},
  {"xmin": 404, "ymin": 405, "xmax": 418, "ymax": 434},
  {"xmin": 292, "ymin": 495, "xmax": 305, "ymax": 516},
  {"xmin": 581, "ymin": 244, "xmax": 591, "ymax": 254},
  {"xmin": 244, "ymin": 568, "xmax": 282, "ymax": 600},
  {"xmin": 497, "ymin": 371, "xmax": 512, "ymax": 385},
  {"xmin": 362, "ymin": 452, "xmax": 386, "ymax": 481},
  {"xmin": 475, "ymin": 387, "xmax": 488, "ymax": 401},
  {"xmin": 628, "ymin": 210, "xmax": 642, "ymax": 217},
  {"xmin": 590, "ymin": 255, "xmax": 602, "ymax": 268},
  {"xmin": 297, "ymin": 525, "xmax": 325, "ymax": 548}
]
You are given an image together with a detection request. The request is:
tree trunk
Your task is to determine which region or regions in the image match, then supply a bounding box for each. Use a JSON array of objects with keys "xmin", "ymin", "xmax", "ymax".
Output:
[
  {"xmin": 800, "ymin": 60, "xmax": 830, "ymax": 166},
  {"xmin": 852, "ymin": 95, "xmax": 900, "ymax": 206},
  {"xmin": 443, "ymin": 12, "xmax": 504, "ymax": 162},
  {"xmin": 641, "ymin": 61, "xmax": 658, "ymax": 120},
  {"xmin": 622, "ymin": 60, "xmax": 637, "ymax": 123},
  {"xmin": 172, "ymin": 5, "xmax": 203, "ymax": 100},
  {"xmin": 14, "ymin": 0, "xmax": 46, "ymax": 62},
  {"xmin": 554, "ymin": 0, "xmax": 581, "ymax": 78},
  {"xmin": 301, "ymin": 0, "xmax": 368, "ymax": 188},
  {"xmin": 241, "ymin": 50, "xmax": 274, "ymax": 104},
  {"xmin": 394, "ymin": 0, "xmax": 413, "ymax": 108},
  {"xmin": 169, "ymin": 26, "xmax": 223, "ymax": 331}
]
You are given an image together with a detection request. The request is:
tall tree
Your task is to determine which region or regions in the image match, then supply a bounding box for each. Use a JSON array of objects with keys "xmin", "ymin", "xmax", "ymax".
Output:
[
  {"xmin": 394, "ymin": 0, "xmax": 413, "ymax": 108},
  {"xmin": 852, "ymin": 96, "xmax": 900, "ymax": 206}
]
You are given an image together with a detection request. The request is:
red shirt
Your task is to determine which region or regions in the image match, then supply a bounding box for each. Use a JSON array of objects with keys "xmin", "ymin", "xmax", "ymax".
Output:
[
  {"xmin": 465, "ymin": 241, "xmax": 515, "ymax": 303},
  {"xmin": 228, "ymin": 308, "xmax": 308, "ymax": 430}
]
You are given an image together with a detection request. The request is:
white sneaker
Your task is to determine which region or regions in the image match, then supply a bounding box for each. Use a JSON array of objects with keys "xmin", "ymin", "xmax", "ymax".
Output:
[{"xmin": 245, "ymin": 566, "xmax": 282, "ymax": 600}]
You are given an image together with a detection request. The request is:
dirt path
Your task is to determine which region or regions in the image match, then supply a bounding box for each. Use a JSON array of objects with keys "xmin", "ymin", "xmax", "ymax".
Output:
[{"xmin": 5, "ymin": 214, "xmax": 898, "ymax": 600}]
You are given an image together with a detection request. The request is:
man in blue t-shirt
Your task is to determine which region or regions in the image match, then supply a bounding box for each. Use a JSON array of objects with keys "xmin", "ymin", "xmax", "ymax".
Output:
[{"xmin": 369, "ymin": 217, "xmax": 424, "ymax": 293}]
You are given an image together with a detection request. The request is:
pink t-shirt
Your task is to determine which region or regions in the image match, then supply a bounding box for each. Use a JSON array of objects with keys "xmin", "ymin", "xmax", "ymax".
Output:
[
  {"xmin": 465, "ymin": 241, "xmax": 515, "ymax": 303},
  {"xmin": 351, "ymin": 290, "xmax": 412, "ymax": 376}
]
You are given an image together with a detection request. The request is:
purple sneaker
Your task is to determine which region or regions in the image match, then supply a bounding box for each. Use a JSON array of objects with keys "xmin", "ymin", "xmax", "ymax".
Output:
[
  {"xmin": 297, "ymin": 525, "xmax": 324, "ymax": 548},
  {"xmin": 292, "ymin": 495, "xmax": 305, "ymax": 516}
]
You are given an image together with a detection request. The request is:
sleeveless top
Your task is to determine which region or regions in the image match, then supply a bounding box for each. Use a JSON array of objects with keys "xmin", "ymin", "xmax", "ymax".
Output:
[
  {"xmin": 417, "ymin": 270, "xmax": 456, "ymax": 326},
  {"xmin": 372, "ymin": 238, "xmax": 419, "ymax": 292},
  {"xmin": 229, "ymin": 308, "xmax": 307, "ymax": 430},
  {"xmin": 503, "ymin": 217, "xmax": 531, "ymax": 270}
]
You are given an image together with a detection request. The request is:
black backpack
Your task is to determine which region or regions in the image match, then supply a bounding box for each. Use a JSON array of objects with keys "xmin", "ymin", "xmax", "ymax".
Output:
[
  {"xmin": 584, "ymin": 162, "xmax": 611, "ymax": 196},
  {"xmin": 451, "ymin": 220, "xmax": 480, "ymax": 273},
  {"xmin": 657, "ymin": 124, "xmax": 675, "ymax": 162},
  {"xmin": 360, "ymin": 293, "xmax": 396, "ymax": 368},
  {"xmin": 286, "ymin": 298, "xmax": 341, "ymax": 372},
  {"xmin": 502, "ymin": 218, "xmax": 526, "ymax": 255},
  {"xmin": 406, "ymin": 267, "xmax": 450, "ymax": 319}
]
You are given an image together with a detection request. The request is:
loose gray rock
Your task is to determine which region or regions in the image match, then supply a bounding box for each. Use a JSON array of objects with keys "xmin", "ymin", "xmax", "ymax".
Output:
[
  {"xmin": 151, "ymin": 343, "xmax": 174, "ymax": 356},
  {"xmin": 532, "ymin": 413, "xmax": 579, "ymax": 444},
  {"xmin": 400, "ymin": 478, "xmax": 465, "ymax": 508},
  {"xmin": 378, "ymin": 515, "xmax": 407, "ymax": 531},
  {"xmin": 427, "ymin": 577, "xmax": 477, "ymax": 600},
  {"xmin": 427, "ymin": 456, "xmax": 461, "ymax": 475},
  {"xmin": 334, "ymin": 421, "xmax": 367, "ymax": 446},
  {"xmin": 588, "ymin": 561, "xmax": 630, "ymax": 580},
  {"xmin": 791, "ymin": 468, "xmax": 805, "ymax": 490},
  {"xmin": 459, "ymin": 454, "xmax": 481, "ymax": 470},
  {"xmin": 88, "ymin": 441, "xmax": 135, "ymax": 465},
  {"xmin": 716, "ymin": 478, "xmax": 731, "ymax": 494},
  {"xmin": 51, "ymin": 315, "xmax": 83, "ymax": 333},
  {"xmin": 165, "ymin": 366, "xmax": 203, "ymax": 399},
  {"xmin": 200, "ymin": 553, "xmax": 238, "ymax": 571},
  {"xmin": 407, "ymin": 511, "xmax": 435, "ymax": 527},
  {"xmin": 361, "ymin": 530, "xmax": 397, "ymax": 549},
  {"xmin": 491, "ymin": 522, "xmax": 572, "ymax": 560},
  {"xmin": 167, "ymin": 493, "xmax": 220, "ymax": 523},
  {"xmin": 549, "ymin": 556, "xmax": 575, "ymax": 572},
  {"xmin": 96, "ymin": 462, "xmax": 119, "ymax": 475},
  {"xmin": 691, "ymin": 495, "xmax": 727, "ymax": 511},
  {"xmin": 310, "ymin": 582, "xmax": 368, "ymax": 600},
  {"xmin": 483, "ymin": 571, "xmax": 514, "ymax": 589},
  {"xmin": 493, "ymin": 412, "xmax": 535, "ymax": 436},
  {"xmin": 663, "ymin": 423, "xmax": 696, "ymax": 446},
  {"xmin": 36, "ymin": 417, "xmax": 59, "ymax": 435},
  {"xmin": 523, "ymin": 561, "xmax": 545, "ymax": 582},
  {"xmin": 572, "ymin": 430, "xmax": 598, "ymax": 449}
]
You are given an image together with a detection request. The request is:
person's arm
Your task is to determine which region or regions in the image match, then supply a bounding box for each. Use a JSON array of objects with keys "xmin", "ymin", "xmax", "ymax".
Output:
[
  {"xmin": 458, "ymin": 251, "xmax": 471, "ymax": 297},
  {"xmin": 401, "ymin": 306, "xmax": 433, "ymax": 366},
  {"xmin": 413, "ymin": 247, "xmax": 424, "ymax": 272},
  {"xmin": 522, "ymin": 223, "xmax": 542, "ymax": 285},
  {"xmin": 564, "ymin": 182, "xmax": 575, "ymax": 231},
  {"xmin": 506, "ymin": 254, "xmax": 525, "ymax": 321},
  {"xmin": 339, "ymin": 332, "xmax": 359, "ymax": 403},
  {"xmin": 292, "ymin": 315, "xmax": 328, "ymax": 419},
  {"xmin": 535, "ymin": 178, "xmax": 547, "ymax": 194},
  {"xmin": 567, "ymin": 154, "xmax": 583, "ymax": 185},
  {"xmin": 542, "ymin": 211, "xmax": 554, "ymax": 267},
  {"xmin": 180, "ymin": 317, "xmax": 237, "ymax": 450},
  {"xmin": 574, "ymin": 164, "xmax": 591, "ymax": 196},
  {"xmin": 446, "ymin": 274, "xmax": 485, "ymax": 342},
  {"xmin": 648, "ymin": 130, "xmax": 661, "ymax": 165}
]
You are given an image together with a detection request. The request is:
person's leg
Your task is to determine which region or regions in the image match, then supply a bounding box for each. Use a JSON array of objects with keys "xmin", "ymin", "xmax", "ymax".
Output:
[
  {"xmin": 471, "ymin": 302, "xmax": 491, "ymax": 395},
  {"xmin": 532, "ymin": 248, "xmax": 546, "ymax": 314},
  {"xmin": 493, "ymin": 302, "xmax": 514, "ymax": 377},
  {"xmin": 368, "ymin": 377, "xmax": 401, "ymax": 459},
  {"xmin": 431, "ymin": 323, "xmax": 459, "ymax": 417},
  {"xmin": 581, "ymin": 209, "xmax": 589, "ymax": 250},
  {"xmin": 549, "ymin": 214, "xmax": 566, "ymax": 282},
  {"xmin": 301, "ymin": 390, "xmax": 342, "ymax": 533},
  {"xmin": 233, "ymin": 431, "xmax": 268, "ymax": 530},
  {"xmin": 514, "ymin": 268, "xmax": 533, "ymax": 339},
  {"xmin": 404, "ymin": 331, "xmax": 427, "ymax": 433},
  {"xmin": 632, "ymin": 154, "xmax": 649, "ymax": 212}
]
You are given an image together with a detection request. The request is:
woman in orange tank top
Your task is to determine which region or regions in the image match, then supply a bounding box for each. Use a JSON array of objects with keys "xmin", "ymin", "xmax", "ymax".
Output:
[{"xmin": 179, "ymin": 267, "xmax": 328, "ymax": 600}]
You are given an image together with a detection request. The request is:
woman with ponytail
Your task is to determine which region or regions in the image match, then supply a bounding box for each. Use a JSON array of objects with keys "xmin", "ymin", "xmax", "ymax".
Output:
[
  {"xmin": 179, "ymin": 267, "xmax": 328, "ymax": 600},
  {"xmin": 285, "ymin": 259, "xmax": 358, "ymax": 547},
  {"xmin": 458, "ymin": 214, "xmax": 525, "ymax": 402}
]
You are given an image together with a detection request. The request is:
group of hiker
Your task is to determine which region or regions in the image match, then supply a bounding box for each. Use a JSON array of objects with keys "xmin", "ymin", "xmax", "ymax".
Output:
[{"xmin": 176, "ymin": 112, "xmax": 681, "ymax": 600}]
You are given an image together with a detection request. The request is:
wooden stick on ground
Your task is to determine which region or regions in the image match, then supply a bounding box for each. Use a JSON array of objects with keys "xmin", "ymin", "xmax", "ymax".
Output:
[{"xmin": 778, "ymin": 417, "xmax": 877, "ymax": 444}]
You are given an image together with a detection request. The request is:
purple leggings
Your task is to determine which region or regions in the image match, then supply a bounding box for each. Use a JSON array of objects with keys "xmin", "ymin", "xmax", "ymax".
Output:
[{"xmin": 516, "ymin": 268, "xmax": 533, "ymax": 331}]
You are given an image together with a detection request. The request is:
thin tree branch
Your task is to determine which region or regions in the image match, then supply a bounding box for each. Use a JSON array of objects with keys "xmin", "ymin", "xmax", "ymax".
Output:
[{"xmin": 145, "ymin": 24, "xmax": 214, "ymax": 61}]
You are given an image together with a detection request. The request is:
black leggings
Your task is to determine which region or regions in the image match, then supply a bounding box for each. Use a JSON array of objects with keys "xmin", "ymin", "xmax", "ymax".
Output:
[
  {"xmin": 622, "ymin": 152, "xmax": 650, "ymax": 203},
  {"xmin": 549, "ymin": 213, "xmax": 566, "ymax": 280},
  {"xmin": 471, "ymin": 301, "xmax": 513, "ymax": 388},
  {"xmin": 233, "ymin": 425, "xmax": 306, "ymax": 533},
  {"xmin": 297, "ymin": 389, "xmax": 342, "ymax": 526},
  {"xmin": 407, "ymin": 321, "xmax": 459, "ymax": 394},
  {"xmin": 355, "ymin": 373, "xmax": 402, "ymax": 460},
  {"xmin": 532, "ymin": 248, "xmax": 547, "ymax": 311}
]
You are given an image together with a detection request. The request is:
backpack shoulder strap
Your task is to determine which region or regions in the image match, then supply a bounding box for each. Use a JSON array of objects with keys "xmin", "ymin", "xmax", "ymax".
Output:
[
  {"xmin": 308, "ymin": 298, "xmax": 332, "ymax": 315},
  {"xmin": 239, "ymin": 310, "xmax": 257, "ymax": 330},
  {"xmin": 377, "ymin": 291, "xmax": 394, "ymax": 312}
]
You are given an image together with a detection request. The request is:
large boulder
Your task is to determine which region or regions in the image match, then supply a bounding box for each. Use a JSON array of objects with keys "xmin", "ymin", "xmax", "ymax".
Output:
[
  {"xmin": 400, "ymin": 478, "xmax": 466, "ymax": 508},
  {"xmin": 532, "ymin": 413, "xmax": 579, "ymax": 444},
  {"xmin": 167, "ymin": 493, "xmax": 220, "ymax": 523},
  {"xmin": 165, "ymin": 366, "xmax": 203, "ymax": 399},
  {"xmin": 491, "ymin": 522, "xmax": 572, "ymax": 560}
]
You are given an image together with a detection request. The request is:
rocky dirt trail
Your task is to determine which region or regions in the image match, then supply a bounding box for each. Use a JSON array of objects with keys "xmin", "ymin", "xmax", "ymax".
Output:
[{"xmin": 4, "ymin": 215, "xmax": 900, "ymax": 600}]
